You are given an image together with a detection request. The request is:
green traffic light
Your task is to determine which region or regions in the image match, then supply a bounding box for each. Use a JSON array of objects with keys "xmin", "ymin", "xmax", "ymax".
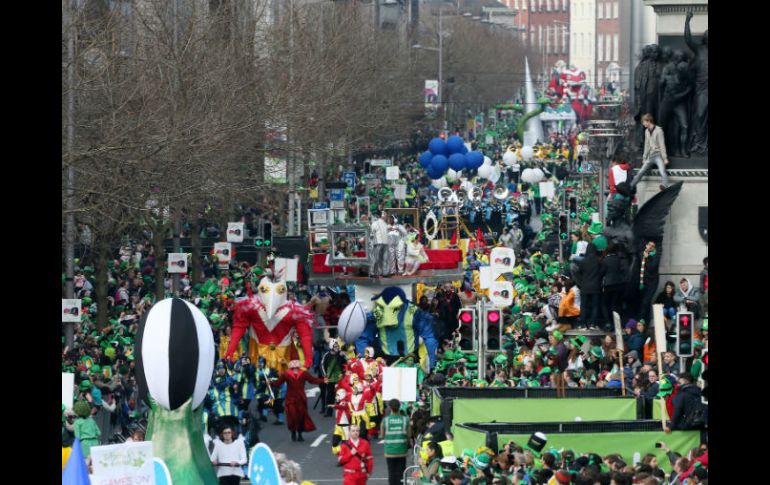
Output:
[
  {"xmin": 264, "ymin": 240, "xmax": 270, "ymax": 246},
  {"xmin": 255, "ymin": 239, "xmax": 263, "ymax": 247}
]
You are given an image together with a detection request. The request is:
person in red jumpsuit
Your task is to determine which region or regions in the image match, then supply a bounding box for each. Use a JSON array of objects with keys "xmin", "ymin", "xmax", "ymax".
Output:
[
  {"xmin": 338, "ymin": 424, "xmax": 374, "ymax": 485},
  {"xmin": 272, "ymin": 359, "xmax": 328, "ymax": 442}
]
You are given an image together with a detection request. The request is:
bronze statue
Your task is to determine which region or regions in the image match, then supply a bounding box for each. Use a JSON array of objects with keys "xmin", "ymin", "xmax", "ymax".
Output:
[
  {"xmin": 685, "ymin": 11, "xmax": 708, "ymax": 155},
  {"xmin": 658, "ymin": 50, "xmax": 692, "ymax": 157}
]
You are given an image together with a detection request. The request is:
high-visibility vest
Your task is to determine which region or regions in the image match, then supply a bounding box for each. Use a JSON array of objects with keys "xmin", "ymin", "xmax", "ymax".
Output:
[{"xmin": 382, "ymin": 414, "xmax": 409, "ymax": 457}]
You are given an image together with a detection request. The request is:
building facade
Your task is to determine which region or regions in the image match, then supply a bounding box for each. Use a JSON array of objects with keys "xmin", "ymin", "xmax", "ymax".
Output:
[{"xmin": 569, "ymin": 0, "xmax": 595, "ymax": 86}]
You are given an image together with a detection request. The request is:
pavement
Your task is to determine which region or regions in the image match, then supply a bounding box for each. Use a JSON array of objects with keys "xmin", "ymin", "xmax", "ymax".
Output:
[{"xmin": 238, "ymin": 384, "xmax": 409, "ymax": 484}]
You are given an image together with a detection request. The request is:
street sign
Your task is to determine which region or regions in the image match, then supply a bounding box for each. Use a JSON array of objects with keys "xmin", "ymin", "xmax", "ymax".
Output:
[
  {"xmin": 369, "ymin": 159, "xmax": 393, "ymax": 167},
  {"xmin": 330, "ymin": 188, "xmax": 345, "ymax": 209},
  {"xmin": 343, "ymin": 171, "xmax": 357, "ymax": 188},
  {"xmin": 312, "ymin": 202, "xmax": 329, "ymax": 209},
  {"xmin": 227, "ymin": 222, "xmax": 244, "ymax": 243},
  {"xmin": 248, "ymin": 443, "xmax": 281, "ymax": 485}
]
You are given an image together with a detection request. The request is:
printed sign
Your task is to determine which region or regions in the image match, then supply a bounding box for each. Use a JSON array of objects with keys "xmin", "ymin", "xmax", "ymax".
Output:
[
  {"xmin": 62, "ymin": 299, "xmax": 82, "ymax": 323},
  {"xmin": 90, "ymin": 441, "xmax": 155, "ymax": 485},
  {"xmin": 394, "ymin": 184, "xmax": 407, "ymax": 200},
  {"xmin": 424, "ymin": 80, "xmax": 439, "ymax": 116},
  {"xmin": 62, "ymin": 372, "xmax": 74, "ymax": 410},
  {"xmin": 485, "ymin": 135, "xmax": 494, "ymax": 145},
  {"xmin": 478, "ymin": 266, "xmax": 493, "ymax": 289},
  {"xmin": 330, "ymin": 188, "xmax": 345, "ymax": 209},
  {"xmin": 343, "ymin": 171, "xmax": 357, "ymax": 188},
  {"xmin": 274, "ymin": 258, "xmax": 299, "ymax": 283},
  {"xmin": 489, "ymin": 281, "xmax": 514, "ymax": 307},
  {"xmin": 369, "ymin": 159, "xmax": 393, "ymax": 167},
  {"xmin": 386, "ymin": 166, "xmax": 400, "ymax": 181},
  {"xmin": 227, "ymin": 222, "xmax": 245, "ymax": 243},
  {"xmin": 167, "ymin": 253, "xmax": 188, "ymax": 274},
  {"xmin": 153, "ymin": 458, "xmax": 173, "ymax": 485},
  {"xmin": 248, "ymin": 443, "xmax": 281, "ymax": 485},
  {"xmin": 539, "ymin": 181, "xmax": 556, "ymax": 200},
  {"xmin": 382, "ymin": 367, "xmax": 417, "ymax": 402},
  {"xmin": 312, "ymin": 202, "xmax": 329, "ymax": 209},
  {"xmin": 213, "ymin": 242, "xmax": 232, "ymax": 264},
  {"xmin": 490, "ymin": 247, "xmax": 515, "ymax": 279}
]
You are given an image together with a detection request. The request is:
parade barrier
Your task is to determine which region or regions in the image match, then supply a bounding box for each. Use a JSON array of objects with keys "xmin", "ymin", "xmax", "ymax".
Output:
[
  {"xmin": 453, "ymin": 421, "xmax": 701, "ymax": 474},
  {"xmin": 430, "ymin": 387, "xmax": 632, "ymax": 427},
  {"xmin": 311, "ymin": 249, "xmax": 462, "ymax": 273}
]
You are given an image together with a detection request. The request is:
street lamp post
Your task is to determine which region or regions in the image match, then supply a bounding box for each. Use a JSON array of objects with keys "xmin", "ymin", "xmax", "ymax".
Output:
[{"xmin": 412, "ymin": 8, "xmax": 444, "ymax": 131}]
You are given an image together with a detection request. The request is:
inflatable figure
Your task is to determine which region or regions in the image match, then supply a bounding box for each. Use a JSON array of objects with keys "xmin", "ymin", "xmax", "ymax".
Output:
[
  {"xmin": 226, "ymin": 277, "xmax": 314, "ymax": 374},
  {"xmin": 355, "ymin": 287, "xmax": 439, "ymax": 368}
]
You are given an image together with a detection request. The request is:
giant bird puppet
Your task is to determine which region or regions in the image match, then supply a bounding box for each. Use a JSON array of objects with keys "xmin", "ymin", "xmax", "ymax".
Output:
[
  {"xmin": 354, "ymin": 286, "xmax": 439, "ymax": 368},
  {"xmin": 225, "ymin": 277, "xmax": 314, "ymax": 373}
]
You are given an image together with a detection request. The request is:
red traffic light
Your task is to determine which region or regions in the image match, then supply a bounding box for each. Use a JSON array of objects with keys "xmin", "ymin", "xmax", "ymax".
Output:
[
  {"xmin": 460, "ymin": 311, "xmax": 473, "ymax": 323},
  {"xmin": 487, "ymin": 311, "xmax": 500, "ymax": 323},
  {"xmin": 680, "ymin": 315, "xmax": 690, "ymax": 327}
]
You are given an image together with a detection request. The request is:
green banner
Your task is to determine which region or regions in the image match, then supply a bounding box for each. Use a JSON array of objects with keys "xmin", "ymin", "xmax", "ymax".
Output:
[
  {"xmin": 652, "ymin": 399, "xmax": 669, "ymax": 420},
  {"xmin": 431, "ymin": 392, "xmax": 442, "ymax": 417},
  {"xmin": 451, "ymin": 426, "xmax": 699, "ymax": 474},
  {"xmin": 452, "ymin": 398, "xmax": 636, "ymax": 428},
  {"xmin": 497, "ymin": 431, "xmax": 700, "ymax": 474}
]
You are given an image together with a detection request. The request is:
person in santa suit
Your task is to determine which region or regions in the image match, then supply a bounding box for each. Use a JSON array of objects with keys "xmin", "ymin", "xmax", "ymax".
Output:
[
  {"xmin": 338, "ymin": 424, "xmax": 374, "ymax": 485},
  {"xmin": 350, "ymin": 347, "xmax": 381, "ymax": 381},
  {"xmin": 271, "ymin": 360, "xmax": 328, "ymax": 442},
  {"xmin": 348, "ymin": 382, "xmax": 374, "ymax": 435},
  {"xmin": 328, "ymin": 388, "xmax": 352, "ymax": 456},
  {"xmin": 362, "ymin": 370, "xmax": 383, "ymax": 439}
]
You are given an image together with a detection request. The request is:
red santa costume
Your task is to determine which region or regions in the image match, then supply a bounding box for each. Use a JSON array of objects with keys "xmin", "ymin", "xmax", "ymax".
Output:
[
  {"xmin": 338, "ymin": 431, "xmax": 374, "ymax": 485},
  {"xmin": 226, "ymin": 277, "xmax": 314, "ymax": 374},
  {"xmin": 272, "ymin": 360, "xmax": 325, "ymax": 441}
]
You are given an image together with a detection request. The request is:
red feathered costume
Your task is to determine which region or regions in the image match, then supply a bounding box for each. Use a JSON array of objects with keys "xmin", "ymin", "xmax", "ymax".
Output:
[{"xmin": 225, "ymin": 278, "xmax": 314, "ymax": 373}]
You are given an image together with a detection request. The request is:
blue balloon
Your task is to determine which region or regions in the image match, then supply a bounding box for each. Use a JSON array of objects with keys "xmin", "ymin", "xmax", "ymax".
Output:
[
  {"xmin": 428, "ymin": 138, "xmax": 448, "ymax": 156},
  {"xmin": 446, "ymin": 135, "xmax": 465, "ymax": 154},
  {"xmin": 467, "ymin": 151, "xmax": 484, "ymax": 169},
  {"xmin": 428, "ymin": 165, "xmax": 445, "ymax": 179},
  {"xmin": 419, "ymin": 150, "xmax": 434, "ymax": 168},
  {"xmin": 430, "ymin": 154, "xmax": 448, "ymax": 172},
  {"xmin": 460, "ymin": 144, "xmax": 469, "ymax": 154},
  {"xmin": 448, "ymin": 153, "xmax": 467, "ymax": 171}
]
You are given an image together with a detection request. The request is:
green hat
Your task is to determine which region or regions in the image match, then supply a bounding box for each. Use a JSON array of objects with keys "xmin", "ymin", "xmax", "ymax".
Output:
[
  {"xmin": 494, "ymin": 353, "xmax": 508, "ymax": 365},
  {"xmin": 569, "ymin": 335, "xmax": 587, "ymax": 348},
  {"xmin": 83, "ymin": 266, "xmax": 94, "ymax": 274},
  {"xmin": 551, "ymin": 330, "xmax": 563, "ymax": 341},
  {"xmin": 702, "ymin": 319, "xmax": 708, "ymax": 331},
  {"xmin": 590, "ymin": 347, "xmax": 604, "ymax": 359},
  {"xmin": 451, "ymin": 373, "xmax": 466, "ymax": 382},
  {"xmin": 443, "ymin": 350, "xmax": 458, "ymax": 362},
  {"xmin": 592, "ymin": 235, "xmax": 608, "ymax": 251},
  {"xmin": 462, "ymin": 449, "xmax": 474, "ymax": 460},
  {"xmin": 89, "ymin": 365, "xmax": 101, "ymax": 374},
  {"xmin": 587, "ymin": 221, "xmax": 603, "ymax": 235},
  {"xmin": 78, "ymin": 379, "xmax": 91, "ymax": 392},
  {"xmin": 104, "ymin": 347, "xmax": 116, "ymax": 360},
  {"xmin": 73, "ymin": 400, "xmax": 91, "ymax": 418},
  {"xmin": 657, "ymin": 378, "xmax": 674, "ymax": 397},
  {"xmin": 81, "ymin": 296, "xmax": 92, "ymax": 306},
  {"xmin": 472, "ymin": 453, "xmax": 491, "ymax": 470},
  {"xmin": 693, "ymin": 340, "xmax": 705, "ymax": 348},
  {"xmin": 578, "ymin": 212, "xmax": 591, "ymax": 223},
  {"xmin": 538, "ymin": 366, "xmax": 552, "ymax": 376},
  {"xmin": 434, "ymin": 361, "xmax": 446, "ymax": 373}
]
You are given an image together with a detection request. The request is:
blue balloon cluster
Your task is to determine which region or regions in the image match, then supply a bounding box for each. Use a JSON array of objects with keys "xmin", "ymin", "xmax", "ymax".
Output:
[{"xmin": 421, "ymin": 136, "xmax": 485, "ymax": 180}]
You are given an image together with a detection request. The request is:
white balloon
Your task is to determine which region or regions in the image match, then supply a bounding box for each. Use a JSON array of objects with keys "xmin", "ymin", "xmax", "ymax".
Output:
[
  {"xmin": 477, "ymin": 164, "xmax": 493, "ymax": 179},
  {"xmin": 502, "ymin": 151, "xmax": 516, "ymax": 167},
  {"xmin": 338, "ymin": 301, "xmax": 368, "ymax": 344},
  {"xmin": 521, "ymin": 168, "xmax": 535, "ymax": 183},
  {"xmin": 532, "ymin": 168, "xmax": 545, "ymax": 182},
  {"xmin": 461, "ymin": 180, "xmax": 474, "ymax": 192},
  {"xmin": 521, "ymin": 146, "xmax": 534, "ymax": 161},
  {"xmin": 482, "ymin": 156, "xmax": 493, "ymax": 167},
  {"xmin": 447, "ymin": 168, "xmax": 461, "ymax": 181},
  {"xmin": 432, "ymin": 177, "xmax": 448, "ymax": 189}
]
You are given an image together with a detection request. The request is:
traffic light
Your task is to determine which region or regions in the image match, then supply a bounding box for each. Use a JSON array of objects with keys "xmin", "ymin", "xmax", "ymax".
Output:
[
  {"xmin": 484, "ymin": 307, "xmax": 502, "ymax": 351},
  {"xmin": 263, "ymin": 222, "xmax": 272, "ymax": 247},
  {"xmin": 559, "ymin": 214, "xmax": 568, "ymax": 240},
  {"xmin": 254, "ymin": 236, "xmax": 264, "ymax": 248},
  {"xmin": 569, "ymin": 196, "xmax": 577, "ymax": 218},
  {"xmin": 457, "ymin": 308, "xmax": 476, "ymax": 351},
  {"xmin": 676, "ymin": 312, "xmax": 694, "ymax": 357}
]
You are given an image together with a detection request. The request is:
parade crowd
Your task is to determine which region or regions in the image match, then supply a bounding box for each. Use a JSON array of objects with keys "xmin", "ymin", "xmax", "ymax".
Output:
[{"xmin": 63, "ymin": 124, "xmax": 707, "ymax": 485}]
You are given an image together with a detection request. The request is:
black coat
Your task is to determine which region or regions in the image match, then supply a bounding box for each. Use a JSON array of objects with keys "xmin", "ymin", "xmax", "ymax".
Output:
[
  {"xmin": 602, "ymin": 252, "xmax": 629, "ymax": 288},
  {"xmin": 573, "ymin": 245, "xmax": 604, "ymax": 294},
  {"xmin": 671, "ymin": 383, "xmax": 703, "ymax": 430}
]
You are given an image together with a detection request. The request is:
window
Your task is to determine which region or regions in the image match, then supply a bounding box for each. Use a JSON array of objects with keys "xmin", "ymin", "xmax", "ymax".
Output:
[
  {"xmin": 597, "ymin": 34, "xmax": 604, "ymax": 61},
  {"xmin": 598, "ymin": 2, "xmax": 603, "ymax": 19},
  {"xmin": 546, "ymin": 0, "xmax": 551, "ymax": 12},
  {"xmin": 613, "ymin": 1, "xmax": 619, "ymax": 18},
  {"xmin": 614, "ymin": 34, "xmax": 619, "ymax": 61},
  {"xmin": 597, "ymin": 67, "xmax": 603, "ymax": 84},
  {"xmin": 572, "ymin": 32, "xmax": 577, "ymax": 55},
  {"xmin": 539, "ymin": 0, "xmax": 543, "ymax": 12},
  {"xmin": 564, "ymin": 0, "xmax": 568, "ymax": 12},
  {"xmin": 606, "ymin": 34, "xmax": 611, "ymax": 62},
  {"xmin": 538, "ymin": 24, "xmax": 543, "ymax": 47},
  {"xmin": 546, "ymin": 26, "xmax": 551, "ymax": 53}
]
